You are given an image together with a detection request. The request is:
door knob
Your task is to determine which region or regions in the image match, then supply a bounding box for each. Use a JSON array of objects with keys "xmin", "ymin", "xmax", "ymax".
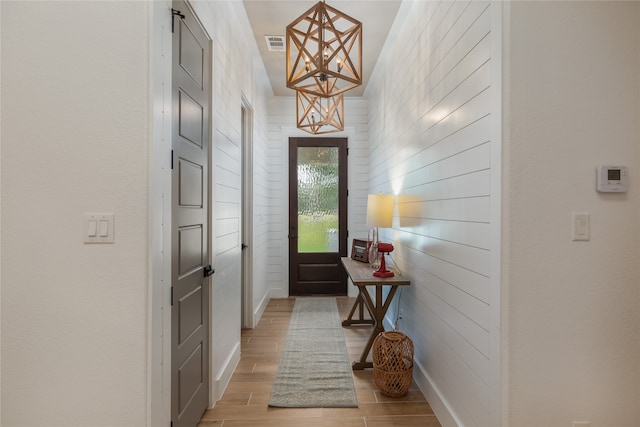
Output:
[{"xmin": 204, "ymin": 265, "xmax": 215, "ymax": 277}]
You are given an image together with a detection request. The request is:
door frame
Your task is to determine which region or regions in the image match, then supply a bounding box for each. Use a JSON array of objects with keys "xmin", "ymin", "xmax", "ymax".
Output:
[
  {"xmin": 149, "ymin": 1, "xmax": 174, "ymax": 426},
  {"xmin": 288, "ymin": 137, "xmax": 349, "ymax": 296},
  {"xmin": 241, "ymin": 95, "xmax": 254, "ymax": 328},
  {"xmin": 149, "ymin": 2, "xmax": 214, "ymax": 425}
]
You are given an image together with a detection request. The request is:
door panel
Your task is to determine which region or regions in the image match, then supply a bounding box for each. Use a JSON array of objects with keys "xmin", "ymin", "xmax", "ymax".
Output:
[
  {"xmin": 179, "ymin": 22, "xmax": 204, "ymax": 85},
  {"xmin": 178, "ymin": 225, "xmax": 203, "ymax": 277},
  {"xmin": 172, "ymin": 1, "xmax": 211, "ymax": 426},
  {"xmin": 178, "ymin": 287, "xmax": 203, "ymax": 342},
  {"xmin": 289, "ymin": 138, "xmax": 348, "ymax": 296},
  {"xmin": 179, "ymin": 91, "xmax": 204, "ymax": 146},
  {"xmin": 298, "ymin": 263, "xmax": 340, "ymax": 281},
  {"xmin": 179, "ymin": 159, "xmax": 203, "ymax": 207},
  {"xmin": 178, "ymin": 343, "xmax": 203, "ymax": 406}
]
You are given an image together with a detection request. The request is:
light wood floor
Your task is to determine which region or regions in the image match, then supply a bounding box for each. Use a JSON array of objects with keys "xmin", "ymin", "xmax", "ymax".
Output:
[{"xmin": 198, "ymin": 296, "xmax": 442, "ymax": 427}]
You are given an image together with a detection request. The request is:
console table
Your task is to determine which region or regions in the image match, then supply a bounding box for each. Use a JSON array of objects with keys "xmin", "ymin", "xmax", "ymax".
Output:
[{"xmin": 340, "ymin": 257, "xmax": 410, "ymax": 370}]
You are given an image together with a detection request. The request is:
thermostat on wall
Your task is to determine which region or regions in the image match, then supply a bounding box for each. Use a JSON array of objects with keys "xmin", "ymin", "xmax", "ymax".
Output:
[{"xmin": 596, "ymin": 165, "xmax": 628, "ymax": 192}]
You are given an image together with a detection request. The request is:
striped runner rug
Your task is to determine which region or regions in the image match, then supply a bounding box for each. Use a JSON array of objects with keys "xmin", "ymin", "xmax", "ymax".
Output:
[{"xmin": 268, "ymin": 297, "xmax": 358, "ymax": 408}]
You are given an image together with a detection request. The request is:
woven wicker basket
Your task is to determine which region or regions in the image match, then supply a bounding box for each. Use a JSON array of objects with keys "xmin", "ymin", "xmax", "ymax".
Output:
[{"xmin": 372, "ymin": 331, "xmax": 414, "ymax": 397}]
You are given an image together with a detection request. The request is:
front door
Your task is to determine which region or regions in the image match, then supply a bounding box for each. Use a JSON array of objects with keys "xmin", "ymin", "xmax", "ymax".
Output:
[
  {"xmin": 289, "ymin": 137, "xmax": 348, "ymax": 295},
  {"xmin": 171, "ymin": 2, "xmax": 211, "ymax": 426}
]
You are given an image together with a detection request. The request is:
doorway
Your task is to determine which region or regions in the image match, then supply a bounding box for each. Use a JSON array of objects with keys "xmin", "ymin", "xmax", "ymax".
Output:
[
  {"xmin": 288, "ymin": 137, "xmax": 348, "ymax": 296},
  {"xmin": 241, "ymin": 97, "xmax": 254, "ymax": 328}
]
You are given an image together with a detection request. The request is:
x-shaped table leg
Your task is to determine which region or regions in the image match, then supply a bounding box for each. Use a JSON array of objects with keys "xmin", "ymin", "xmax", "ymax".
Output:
[{"xmin": 351, "ymin": 285, "xmax": 399, "ymax": 370}]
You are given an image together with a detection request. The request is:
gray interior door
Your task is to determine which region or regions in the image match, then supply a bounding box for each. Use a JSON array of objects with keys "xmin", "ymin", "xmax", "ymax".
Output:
[{"xmin": 171, "ymin": 2, "xmax": 211, "ymax": 426}]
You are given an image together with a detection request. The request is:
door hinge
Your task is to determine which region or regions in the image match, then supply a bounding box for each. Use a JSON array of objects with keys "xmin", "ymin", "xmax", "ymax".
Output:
[
  {"xmin": 170, "ymin": 287, "xmax": 174, "ymax": 306},
  {"xmin": 171, "ymin": 8, "xmax": 185, "ymax": 33},
  {"xmin": 171, "ymin": 150, "xmax": 174, "ymax": 170}
]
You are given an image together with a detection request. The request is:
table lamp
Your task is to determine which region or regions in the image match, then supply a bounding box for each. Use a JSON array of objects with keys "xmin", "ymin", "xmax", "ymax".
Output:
[{"xmin": 366, "ymin": 193, "xmax": 394, "ymax": 274}]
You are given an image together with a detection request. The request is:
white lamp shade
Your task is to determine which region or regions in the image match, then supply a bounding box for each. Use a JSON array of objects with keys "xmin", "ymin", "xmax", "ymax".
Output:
[{"xmin": 366, "ymin": 193, "xmax": 394, "ymax": 228}]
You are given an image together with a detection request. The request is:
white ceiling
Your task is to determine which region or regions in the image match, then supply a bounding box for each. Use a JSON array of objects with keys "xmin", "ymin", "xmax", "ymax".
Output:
[{"xmin": 242, "ymin": 0, "xmax": 402, "ymax": 97}]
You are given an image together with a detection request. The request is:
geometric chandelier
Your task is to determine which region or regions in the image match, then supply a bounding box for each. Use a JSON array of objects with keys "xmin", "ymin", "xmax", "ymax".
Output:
[
  {"xmin": 286, "ymin": 1, "xmax": 362, "ymax": 98},
  {"xmin": 296, "ymin": 90, "xmax": 344, "ymax": 135}
]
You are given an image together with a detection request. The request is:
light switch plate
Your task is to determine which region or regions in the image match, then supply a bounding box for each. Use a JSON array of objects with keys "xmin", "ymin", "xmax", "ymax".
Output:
[
  {"xmin": 572, "ymin": 212, "xmax": 590, "ymax": 241},
  {"xmin": 84, "ymin": 213, "xmax": 115, "ymax": 243}
]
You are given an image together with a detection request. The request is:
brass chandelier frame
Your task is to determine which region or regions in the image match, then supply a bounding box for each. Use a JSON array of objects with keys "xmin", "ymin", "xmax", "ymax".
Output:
[
  {"xmin": 296, "ymin": 91, "xmax": 344, "ymax": 135},
  {"xmin": 286, "ymin": 1, "xmax": 362, "ymax": 98}
]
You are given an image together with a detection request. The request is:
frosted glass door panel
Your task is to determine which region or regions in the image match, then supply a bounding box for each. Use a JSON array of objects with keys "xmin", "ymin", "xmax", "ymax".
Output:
[{"xmin": 297, "ymin": 147, "xmax": 339, "ymax": 253}]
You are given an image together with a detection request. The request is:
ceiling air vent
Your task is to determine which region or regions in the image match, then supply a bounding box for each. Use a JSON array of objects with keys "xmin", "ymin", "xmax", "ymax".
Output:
[{"xmin": 265, "ymin": 35, "xmax": 285, "ymax": 52}]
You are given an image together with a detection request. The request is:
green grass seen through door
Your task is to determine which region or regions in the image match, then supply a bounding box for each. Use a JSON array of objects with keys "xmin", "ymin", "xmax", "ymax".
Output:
[{"xmin": 298, "ymin": 214, "xmax": 338, "ymax": 253}]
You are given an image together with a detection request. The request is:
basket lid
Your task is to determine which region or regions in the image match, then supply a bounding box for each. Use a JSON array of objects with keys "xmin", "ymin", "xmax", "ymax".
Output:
[{"xmin": 378, "ymin": 331, "xmax": 409, "ymax": 341}]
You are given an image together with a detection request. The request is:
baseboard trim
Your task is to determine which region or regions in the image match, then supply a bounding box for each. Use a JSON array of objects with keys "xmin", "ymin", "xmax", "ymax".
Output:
[
  {"xmin": 254, "ymin": 288, "xmax": 286, "ymax": 327},
  {"xmin": 413, "ymin": 358, "xmax": 461, "ymax": 427},
  {"xmin": 269, "ymin": 286, "xmax": 289, "ymax": 299},
  {"xmin": 381, "ymin": 315, "xmax": 460, "ymax": 427},
  {"xmin": 212, "ymin": 341, "xmax": 241, "ymax": 405},
  {"xmin": 253, "ymin": 292, "xmax": 271, "ymax": 328}
]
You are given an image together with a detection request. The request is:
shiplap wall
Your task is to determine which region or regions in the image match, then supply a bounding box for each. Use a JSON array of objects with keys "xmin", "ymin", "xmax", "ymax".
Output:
[
  {"xmin": 267, "ymin": 97, "xmax": 370, "ymax": 298},
  {"xmin": 189, "ymin": 0, "xmax": 273, "ymax": 402},
  {"xmin": 366, "ymin": 1, "xmax": 498, "ymax": 426}
]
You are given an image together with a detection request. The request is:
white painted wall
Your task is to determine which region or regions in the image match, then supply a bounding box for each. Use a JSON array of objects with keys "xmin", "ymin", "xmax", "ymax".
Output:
[
  {"xmin": 366, "ymin": 1, "xmax": 499, "ymax": 425},
  {"xmin": 1, "ymin": 2, "xmax": 151, "ymax": 425},
  {"xmin": 0, "ymin": 3, "xmax": 3, "ymax": 422},
  {"xmin": 187, "ymin": 0, "xmax": 273, "ymax": 403},
  {"xmin": 267, "ymin": 96, "xmax": 370, "ymax": 298},
  {"xmin": 1, "ymin": 1, "xmax": 274, "ymax": 425},
  {"xmin": 504, "ymin": 2, "xmax": 640, "ymax": 426}
]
